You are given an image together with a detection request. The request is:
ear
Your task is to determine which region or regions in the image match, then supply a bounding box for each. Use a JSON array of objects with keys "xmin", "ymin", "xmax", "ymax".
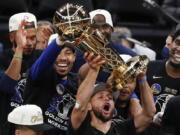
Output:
[
  {"xmin": 9, "ymin": 32, "xmax": 15, "ymax": 43},
  {"xmin": 72, "ymin": 53, "xmax": 76, "ymax": 62}
]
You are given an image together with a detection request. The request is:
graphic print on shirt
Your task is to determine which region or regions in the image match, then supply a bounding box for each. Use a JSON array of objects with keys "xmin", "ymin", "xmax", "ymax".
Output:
[
  {"xmin": 10, "ymin": 78, "xmax": 26, "ymax": 108},
  {"xmin": 151, "ymin": 83, "xmax": 162, "ymax": 95},
  {"xmin": 45, "ymin": 92, "xmax": 75, "ymax": 131},
  {"xmin": 155, "ymin": 94, "xmax": 174, "ymax": 113}
]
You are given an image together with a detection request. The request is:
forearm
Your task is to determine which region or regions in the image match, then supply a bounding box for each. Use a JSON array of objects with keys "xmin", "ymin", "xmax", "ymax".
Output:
[
  {"xmin": 139, "ymin": 78, "xmax": 156, "ymax": 117},
  {"xmin": 134, "ymin": 78, "xmax": 156, "ymax": 132},
  {"xmin": 78, "ymin": 63, "xmax": 90, "ymax": 83},
  {"xmin": 76, "ymin": 68, "xmax": 99, "ymax": 108},
  {"xmin": 30, "ymin": 39, "xmax": 63, "ymax": 80},
  {"xmin": 129, "ymin": 98, "xmax": 142, "ymax": 118},
  {"xmin": 5, "ymin": 47, "xmax": 23, "ymax": 80}
]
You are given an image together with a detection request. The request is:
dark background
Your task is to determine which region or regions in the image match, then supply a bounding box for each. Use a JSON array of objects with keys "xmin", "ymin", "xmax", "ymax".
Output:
[{"xmin": 0, "ymin": 0, "xmax": 177, "ymax": 59}]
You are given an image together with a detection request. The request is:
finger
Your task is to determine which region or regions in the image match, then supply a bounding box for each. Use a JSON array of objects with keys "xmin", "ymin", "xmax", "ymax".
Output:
[
  {"xmin": 97, "ymin": 59, "xmax": 106, "ymax": 65},
  {"xmin": 43, "ymin": 27, "xmax": 53, "ymax": 36},
  {"xmin": 86, "ymin": 52, "xmax": 95, "ymax": 62},
  {"xmin": 19, "ymin": 20, "xmax": 27, "ymax": 30},
  {"xmin": 83, "ymin": 52, "xmax": 89, "ymax": 59},
  {"xmin": 91, "ymin": 55, "xmax": 101, "ymax": 63}
]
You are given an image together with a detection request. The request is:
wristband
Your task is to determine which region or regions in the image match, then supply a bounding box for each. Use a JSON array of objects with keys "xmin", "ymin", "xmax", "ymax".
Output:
[
  {"xmin": 138, "ymin": 76, "xmax": 147, "ymax": 83},
  {"xmin": 14, "ymin": 55, "xmax": 23, "ymax": 59},
  {"xmin": 130, "ymin": 92, "xmax": 138, "ymax": 98},
  {"xmin": 74, "ymin": 102, "xmax": 81, "ymax": 109},
  {"xmin": 56, "ymin": 36, "xmax": 64, "ymax": 46}
]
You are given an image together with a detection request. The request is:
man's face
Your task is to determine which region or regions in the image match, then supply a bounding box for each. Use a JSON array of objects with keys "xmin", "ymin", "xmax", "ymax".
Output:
[
  {"xmin": 90, "ymin": 91, "xmax": 115, "ymax": 122},
  {"xmin": 10, "ymin": 22, "xmax": 37, "ymax": 55},
  {"xmin": 165, "ymin": 35, "xmax": 173, "ymax": 49},
  {"xmin": 118, "ymin": 80, "xmax": 136, "ymax": 102},
  {"xmin": 92, "ymin": 15, "xmax": 113, "ymax": 41},
  {"xmin": 54, "ymin": 47, "xmax": 75, "ymax": 76},
  {"xmin": 169, "ymin": 35, "xmax": 180, "ymax": 66},
  {"xmin": 23, "ymin": 27, "xmax": 37, "ymax": 55}
]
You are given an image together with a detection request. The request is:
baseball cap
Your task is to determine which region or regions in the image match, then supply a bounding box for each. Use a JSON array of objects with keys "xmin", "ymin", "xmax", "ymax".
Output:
[
  {"xmin": 92, "ymin": 83, "xmax": 113, "ymax": 97},
  {"xmin": 9, "ymin": 12, "xmax": 37, "ymax": 32},
  {"xmin": 89, "ymin": 9, "xmax": 113, "ymax": 28},
  {"xmin": 8, "ymin": 105, "xmax": 52, "ymax": 131},
  {"xmin": 48, "ymin": 33, "xmax": 76, "ymax": 53}
]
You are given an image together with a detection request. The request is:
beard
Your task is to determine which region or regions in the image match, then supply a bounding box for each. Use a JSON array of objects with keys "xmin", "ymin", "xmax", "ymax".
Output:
[
  {"xmin": 103, "ymin": 32, "xmax": 111, "ymax": 41},
  {"xmin": 115, "ymin": 97, "xmax": 130, "ymax": 108},
  {"xmin": 92, "ymin": 107, "xmax": 113, "ymax": 122}
]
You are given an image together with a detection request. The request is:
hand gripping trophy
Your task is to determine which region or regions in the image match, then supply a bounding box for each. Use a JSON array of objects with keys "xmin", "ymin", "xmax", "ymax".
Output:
[{"xmin": 53, "ymin": 3, "xmax": 149, "ymax": 90}]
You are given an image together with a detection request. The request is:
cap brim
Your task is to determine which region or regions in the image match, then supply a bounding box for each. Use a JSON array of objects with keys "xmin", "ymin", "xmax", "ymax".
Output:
[
  {"xmin": 27, "ymin": 123, "xmax": 54, "ymax": 131},
  {"xmin": 63, "ymin": 42, "xmax": 76, "ymax": 53}
]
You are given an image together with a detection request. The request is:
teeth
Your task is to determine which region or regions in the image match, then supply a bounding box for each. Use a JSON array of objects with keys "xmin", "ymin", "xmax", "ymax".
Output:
[
  {"xmin": 175, "ymin": 57, "xmax": 180, "ymax": 62},
  {"xmin": 175, "ymin": 54, "xmax": 180, "ymax": 58},
  {"xmin": 174, "ymin": 54, "xmax": 180, "ymax": 62},
  {"xmin": 58, "ymin": 64, "xmax": 67, "ymax": 66}
]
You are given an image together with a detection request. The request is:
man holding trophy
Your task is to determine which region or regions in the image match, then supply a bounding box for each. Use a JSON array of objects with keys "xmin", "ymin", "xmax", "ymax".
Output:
[{"xmin": 24, "ymin": 3, "xmax": 155, "ymax": 135}]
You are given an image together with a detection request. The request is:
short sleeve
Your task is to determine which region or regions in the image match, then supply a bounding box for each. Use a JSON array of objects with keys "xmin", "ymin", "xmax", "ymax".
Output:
[{"xmin": 0, "ymin": 73, "xmax": 18, "ymax": 94}]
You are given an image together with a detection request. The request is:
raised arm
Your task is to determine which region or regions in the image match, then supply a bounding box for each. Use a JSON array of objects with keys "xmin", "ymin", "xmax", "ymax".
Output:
[
  {"xmin": 134, "ymin": 69, "xmax": 156, "ymax": 132},
  {"xmin": 5, "ymin": 21, "xmax": 27, "ymax": 80},
  {"xmin": 30, "ymin": 37, "xmax": 64, "ymax": 81},
  {"xmin": 0, "ymin": 21, "xmax": 26, "ymax": 94},
  {"xmin": 71, "ymin": 52, "xmax": 106, "ymax": 130}
]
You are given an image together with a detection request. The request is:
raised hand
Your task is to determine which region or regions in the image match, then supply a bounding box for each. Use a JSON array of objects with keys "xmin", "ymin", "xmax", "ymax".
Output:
[
  {"xmin": 83, "ymin": 52, "xmax": 106, "ymax": 71},
  {"xmin": 36, "ymin": 26, "xmax": 53, "ymax": 50},
  {"xmin": 137, "ymin": 67, "xmax": 147, "ymax": 80},
  {"xmin": 15, "ymin": 20, "xmax": 27, "ymax": 49}
]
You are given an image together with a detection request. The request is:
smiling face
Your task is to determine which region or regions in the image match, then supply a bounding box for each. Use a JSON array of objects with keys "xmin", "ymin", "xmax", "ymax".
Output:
[
  {"xmin": 169, "ymin": 35, "xmax": 180, "ymax": 66},
  {"xmin": 90, "ymin": 91, "xmax": 115, "ymax": 122},
  {"xmin": 54, "ymin": 47, "xmax": 76, "ymax": 77}
]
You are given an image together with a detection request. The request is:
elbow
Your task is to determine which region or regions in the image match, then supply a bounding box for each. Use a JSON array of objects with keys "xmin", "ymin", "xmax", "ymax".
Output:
[
  {"xmin": 146, "ymin": 105, "xmax": 156, "ymax": 118},
  {"xmin": 151, "ymin": 105, "xmax": 156, "ymax": 117}
]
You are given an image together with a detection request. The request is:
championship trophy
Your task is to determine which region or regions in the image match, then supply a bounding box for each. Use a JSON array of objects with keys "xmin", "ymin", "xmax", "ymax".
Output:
[{"xmin": 53, "ymin": 3, "xmax": 149, "ymax": 90}]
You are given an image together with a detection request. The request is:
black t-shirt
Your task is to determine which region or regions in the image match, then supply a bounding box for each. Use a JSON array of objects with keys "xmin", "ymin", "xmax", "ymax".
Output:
[
  {"xmin": 0, "ymin": 92, "xmax": 11, "ymax": 135},
  {"xmin": 115, "ymin": 99, "xmax": 130, "ymax": 121},
  {"xmin": 24, "ymin": 71, "xmax": 79, "ymax": 135},
  {"xmin": 161, "ymin": 96, "xmax": 180, "ymax": 135},
  {"xmin": 0, "ymin": 73, "xmax": 26, "ymax": 135},
  {"xmin": 0, "ymin": 49, "xmax": 42, "ymax": 73},
  {"xmin": 0, "ymin": 50, "xmax": 42, "ymax": 135},
  {"xmin": 68, "ymin": 114, "xmax": 136, "ymax": 135},
  {"xmin": 146, "ymin": 60, "xmax": 180, "ymax": 112}
]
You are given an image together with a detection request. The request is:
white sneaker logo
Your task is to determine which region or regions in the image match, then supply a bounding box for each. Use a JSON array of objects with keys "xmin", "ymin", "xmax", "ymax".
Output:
[{"xmin": 153, "ymin": 75, "xmax": 163, "ymax": 79}]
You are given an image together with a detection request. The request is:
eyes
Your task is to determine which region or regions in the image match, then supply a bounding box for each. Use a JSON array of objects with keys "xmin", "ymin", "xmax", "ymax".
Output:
[
  {"xmin": 97, "ymin": 94, "xmax": 113, "ymax": 100},
  {"xmin": 174, "ymin": 39, "xmax": 180, "ymax": 46},
  {"xmin": 65, "ymin": 50, "xmax": 74, "ymax": 55}
]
